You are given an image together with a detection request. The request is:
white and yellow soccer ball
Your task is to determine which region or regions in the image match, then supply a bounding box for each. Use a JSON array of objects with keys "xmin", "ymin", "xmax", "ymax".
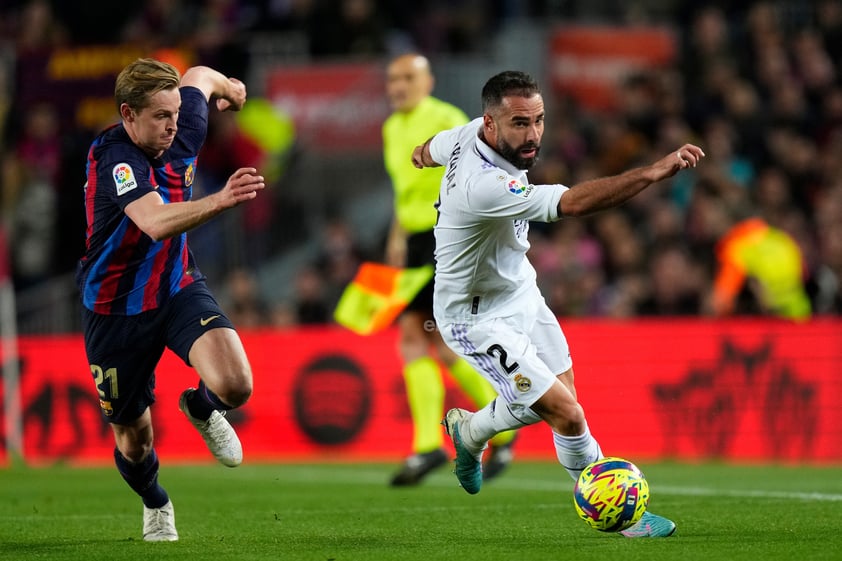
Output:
[{"xmin": 573, "ymin": 457, "xmax": 650, "ymax": 532}]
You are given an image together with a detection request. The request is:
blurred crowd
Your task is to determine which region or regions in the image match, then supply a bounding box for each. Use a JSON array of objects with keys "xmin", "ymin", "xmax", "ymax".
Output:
[
  {"xmin": 0, "ymin": 0, "xmax": 840, "ymax": 330},
  {"xmin": 527, "ymin": 1, "xmax": 842, "ymax": 319}
]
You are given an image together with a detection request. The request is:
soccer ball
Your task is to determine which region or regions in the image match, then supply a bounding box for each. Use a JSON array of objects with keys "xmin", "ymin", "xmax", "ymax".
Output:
[{"xmin": 573, "ymin": 457, "xmax": 649, "ymax": 532}]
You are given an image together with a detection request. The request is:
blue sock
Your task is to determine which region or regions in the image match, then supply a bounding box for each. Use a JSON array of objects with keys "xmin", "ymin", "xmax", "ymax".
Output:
[
  {"xmin": 114, "ymin": 447, "xmax": 169, "ymax": 509},
  {"xmin": 185, "ymin": 380, "xmax": 233, "ymax": 421}
]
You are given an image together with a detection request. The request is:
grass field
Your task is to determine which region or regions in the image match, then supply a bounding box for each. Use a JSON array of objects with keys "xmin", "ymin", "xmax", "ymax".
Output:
[{"xmin": 1, "ymin": 460, "xmax": 840, "ymax": 561}]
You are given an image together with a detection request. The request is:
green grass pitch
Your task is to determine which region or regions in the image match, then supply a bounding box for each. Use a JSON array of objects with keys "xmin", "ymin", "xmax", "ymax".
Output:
[{"xmin": 1, "ymin": 461, "xmax": 840, "ymax": 561}]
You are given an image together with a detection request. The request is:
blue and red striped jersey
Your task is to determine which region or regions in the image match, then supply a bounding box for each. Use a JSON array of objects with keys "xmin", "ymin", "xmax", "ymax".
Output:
[{"xmin": 77, "ymin": 86, "xmax": 209, "ymax": 315}]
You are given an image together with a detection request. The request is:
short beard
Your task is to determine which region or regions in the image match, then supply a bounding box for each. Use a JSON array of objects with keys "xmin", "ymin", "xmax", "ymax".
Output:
[{"xmin": 497, "ymin": 139, "xmax": 540, "ymax": 170}]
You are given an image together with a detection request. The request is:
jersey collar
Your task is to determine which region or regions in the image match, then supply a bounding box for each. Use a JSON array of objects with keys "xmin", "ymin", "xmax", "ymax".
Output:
[{"xmin": 475, "ymin": 128, "xmax": 527, "ymax": 177}]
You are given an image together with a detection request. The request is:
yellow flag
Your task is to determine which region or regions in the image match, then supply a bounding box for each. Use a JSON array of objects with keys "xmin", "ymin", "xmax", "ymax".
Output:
[{"xmin": 333, "ymin": 262, "xmax": 434, "ymax": 335}]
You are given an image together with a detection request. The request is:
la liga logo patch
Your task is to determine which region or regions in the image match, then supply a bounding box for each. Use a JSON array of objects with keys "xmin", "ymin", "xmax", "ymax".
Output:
[
  {"xmin": 507, "ymin": 179, "xmax": 533, "ymax": 198},
  {"xmin": 113, "ymin": 163, "xmax": 138, "ymax": 195}
]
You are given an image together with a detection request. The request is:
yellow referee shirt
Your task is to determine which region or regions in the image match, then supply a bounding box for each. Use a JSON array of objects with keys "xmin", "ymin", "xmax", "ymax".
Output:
[{"xmin": 383, "ymin": 96, "xmax": 469, "ymax": 234}]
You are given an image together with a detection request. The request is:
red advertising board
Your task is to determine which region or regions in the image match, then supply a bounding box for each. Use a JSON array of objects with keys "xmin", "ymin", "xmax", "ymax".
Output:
[
  {"xmin": 264, "ymin": 62, "xmax": 389, "ymax": 153},
  {"xmin": 1, "ymin": 319, "xmax": 840, "ymax": 466},
  {"xmin": 548, "ymin": 25, "xmax": 677, "ymax": 111}
]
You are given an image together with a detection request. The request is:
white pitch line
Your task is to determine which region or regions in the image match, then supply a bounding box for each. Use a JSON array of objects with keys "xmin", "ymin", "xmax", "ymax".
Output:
[
  {"xmin": 274, "ymin": 467, "xmax": 842, "ymax": 502},
  {"xmin": 655, "ymin": 485, "xmax": 842, "ymax": 502}
]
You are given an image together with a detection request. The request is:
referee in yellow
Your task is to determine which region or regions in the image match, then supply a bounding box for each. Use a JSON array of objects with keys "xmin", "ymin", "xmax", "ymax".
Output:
[{"xmin": 383, "ymin": 53, "xmax": 517, "ymax": 486}]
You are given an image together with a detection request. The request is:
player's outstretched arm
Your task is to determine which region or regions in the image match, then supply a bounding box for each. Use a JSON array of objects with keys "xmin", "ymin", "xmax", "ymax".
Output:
[
  {"xmin": 125, "ymin": 167, "xmax": 265, "ymax": 241},
  {"xmin": 181, "ymin": 66, "xmax": 247, "ymax": 112},
  {"xmin": 558, "ymin": 143, "xmax": 705, "ymax": 217}
]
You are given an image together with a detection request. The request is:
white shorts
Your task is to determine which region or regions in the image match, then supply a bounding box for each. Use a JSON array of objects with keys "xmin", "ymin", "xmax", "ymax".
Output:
[{"xmin": 439, "ymin": 298, "xmax": 572, "ymax": 415}]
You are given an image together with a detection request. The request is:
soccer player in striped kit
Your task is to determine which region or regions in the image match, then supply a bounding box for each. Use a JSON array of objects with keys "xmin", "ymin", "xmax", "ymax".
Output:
[
  {"xmin": 413, "ymin": 70, "xmax": 704, "ymax": 537},
  {"xmin": 77, "ymin": 58, "xmax": 265, "ymax": 541}
]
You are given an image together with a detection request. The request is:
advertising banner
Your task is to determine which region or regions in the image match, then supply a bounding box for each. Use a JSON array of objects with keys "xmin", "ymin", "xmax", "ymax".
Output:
[
  {"xmin": 1, "ymin": 320, "xmax": 840, "ymax": 466},
  {"xmin": 264, "ymin": 62, "xmax": 389, "ymax": 153},
  {"xmin": 548, "ymin": 25, "xmax": 677, "ymax": 111}
]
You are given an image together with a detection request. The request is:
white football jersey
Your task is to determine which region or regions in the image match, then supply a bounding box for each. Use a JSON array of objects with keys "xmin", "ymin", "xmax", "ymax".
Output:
[{"xmin": 430, "ymin": 118, "xmax": 569, "ymax": 322}]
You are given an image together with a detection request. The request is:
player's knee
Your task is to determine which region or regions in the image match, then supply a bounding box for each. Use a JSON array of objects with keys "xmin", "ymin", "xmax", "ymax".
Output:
[
  {"xmin": 117, "ymin": 439, "xmax": 153, "ymax": 464},
  {"xmin": 112, "ymin": 412, "xmax": 154, "ymax": 462}
]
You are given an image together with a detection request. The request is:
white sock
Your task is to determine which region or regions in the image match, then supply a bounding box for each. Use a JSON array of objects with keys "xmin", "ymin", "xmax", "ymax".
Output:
[
  {"xmin": 465, "ymin": 397, "xmax": 541, "ymax": 447},
  {"xmin": 553, "ymin": 424, "xmax": 603, "ymax": 481}
]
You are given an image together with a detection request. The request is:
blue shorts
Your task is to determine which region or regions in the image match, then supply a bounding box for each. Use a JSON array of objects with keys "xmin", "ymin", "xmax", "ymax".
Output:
[{"xmin": 81, "ymin": 281, "xmax": 235, "ymax": 425}]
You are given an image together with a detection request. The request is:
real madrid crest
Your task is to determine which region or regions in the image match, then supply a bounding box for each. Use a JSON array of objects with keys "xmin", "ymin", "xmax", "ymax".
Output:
[{"xmin": 513, "ymin": 373, "xmax": 532, "ymax": 392}]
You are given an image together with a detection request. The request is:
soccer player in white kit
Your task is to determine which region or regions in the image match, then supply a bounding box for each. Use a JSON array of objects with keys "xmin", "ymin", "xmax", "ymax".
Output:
[{"xmin": 411, "ymin": 70, "xmax": 704, "ymax": 537}]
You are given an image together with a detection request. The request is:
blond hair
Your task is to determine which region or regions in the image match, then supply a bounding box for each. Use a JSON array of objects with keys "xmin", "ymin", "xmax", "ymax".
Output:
[{"xmin": 114, "ymin": 58, "xmax": 181, "ymax": 112}]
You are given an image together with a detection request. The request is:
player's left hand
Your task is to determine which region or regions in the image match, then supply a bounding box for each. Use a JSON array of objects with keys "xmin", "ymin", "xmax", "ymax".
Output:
[
  {"xmin": 221, "ymin": 167, "xmax": 265, "ymax": 207},
  {"xmin": 648, "ymin": 143, "xmax": 705, "ymax": 182},
  {"xmin": 673, "ymin": 144, "xmax": 705, "ymax": 170}
]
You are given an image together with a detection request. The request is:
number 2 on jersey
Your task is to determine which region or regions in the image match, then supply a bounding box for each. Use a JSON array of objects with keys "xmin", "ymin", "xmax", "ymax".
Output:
[{"xmin": 486, "ymin": 343, "xmax": 520, "ymax": 374}]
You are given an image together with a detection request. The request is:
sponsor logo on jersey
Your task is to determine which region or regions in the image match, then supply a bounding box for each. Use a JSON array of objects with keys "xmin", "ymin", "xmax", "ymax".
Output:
[
  {"xmin": 200, "ymin": 314, "xmax": 221, "ymax": 326},
  {"xmin": 506, "ymin": 179, "xmax": 533, "ymax": 198},
  {"xmin": 113, "ymin": 163, "xmax": 138, "ymax": 195}
]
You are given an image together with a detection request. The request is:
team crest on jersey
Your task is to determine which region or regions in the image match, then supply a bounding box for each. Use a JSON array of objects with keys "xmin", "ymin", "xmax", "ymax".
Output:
[
  {"xmin": 506, "ymin": 179, "xmax": 533, "ymax": 198},
  {"xmin": 513, "ymin": 373, "xmax": 532, "ymax": 392},
  {"xmin": 112, "ymin": 163, "xmax": 138, "ymax": 195},
  {"xmin": 185, "ymin": 161, "xmax": 195, "ymax": 187},
  {"xmin": 99, "ymin": 399, "xmax": 114, "ymax": 417}
]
